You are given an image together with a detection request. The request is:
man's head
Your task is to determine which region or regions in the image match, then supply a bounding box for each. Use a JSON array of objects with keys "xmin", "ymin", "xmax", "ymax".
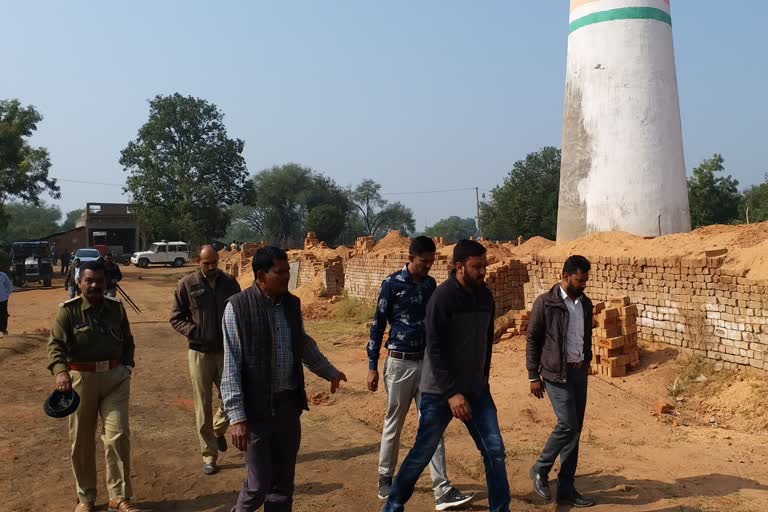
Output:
[
  {"xmin": 408, "ymin": 236, "xmax": 436, "ymax": 279},
  {"xmin": 104, "ymin": 252, "xmax": 114, "ymax": 264},
  {"xmin": 74, "ymin": 258, "xmax": 81, "ymax": 267},
  {"xmin": 561, "ymin": 255, "xmax": 591, "ymax": 298},
  {"xmin": 252, "ymin": 246, "xmax": 290, "ymax": 298},
  {"xmin": 78, "ymin": 260, "xmax": 107, "ymax": 303},
  {"xmin": 198, "ymin": 245, "xmax": 219, "ymax": 278},
  {"xmin": 452, "ymin": 239, "xmax": 487, "ymax": 290}
]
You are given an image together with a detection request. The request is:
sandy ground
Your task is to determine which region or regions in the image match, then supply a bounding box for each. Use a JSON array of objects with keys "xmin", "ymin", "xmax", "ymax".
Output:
[{"xmin": 1, "ymin": 265, "xmax": 768, "ymax": 512}]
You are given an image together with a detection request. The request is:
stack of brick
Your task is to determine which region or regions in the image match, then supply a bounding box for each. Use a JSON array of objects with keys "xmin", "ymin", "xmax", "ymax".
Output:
[
  {"xmin": 484, "ymin": 260, "xmax": 528, "ymax": 313},
  {"xmin": 591, "ymin": 296, "xmax": 641, "ymax": 378},
  {"xmin": 498, "ymin": 310, "xmax": 531, "ymax": 342},
  {"xmin": 304, "ymin": 232, "xmax": 320, "ymax": 249}
]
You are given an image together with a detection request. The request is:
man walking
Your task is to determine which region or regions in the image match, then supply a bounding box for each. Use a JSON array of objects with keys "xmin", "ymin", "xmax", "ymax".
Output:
[
  {"xmin": 170, "ymin": 245, "xmax": 241, "ymax": 475},
  {"xmin": 527, "ymin": 255, "xmax": 595, "ymax": 508},
  {"xmin": 47, "ymin": 260, "xmax": 139, "ymax": 512},
  {"xmin": 383, "ymin": 239, "xmax": 511, "ymax": 512},
  {"xmin": 368, "ymin": 236, "xmax": 471, "ymax": 509},
  {"xmin": 222, "ymin": 246, "xmax": 347, "ymax": 512},
  {"xmin": 61, "ymin": 249, "xmax": 72, "ymax": 275},
  {"xmin": 0, "ymin": 266, "xmax": 12, "ymax": 336},
  {"xmin": 103, "ymin": 253, "xmax": 123, "ymax": 298},
  {"xmin": 64, "ymin": 258, "xmax": 82, "ymax": 298}
]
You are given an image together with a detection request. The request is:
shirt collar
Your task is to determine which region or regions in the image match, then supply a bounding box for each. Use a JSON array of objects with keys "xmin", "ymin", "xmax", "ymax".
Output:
[
  {"xmin": 559, "ymin": 285, "xmax": 580, "ymax": 304},
  {"xmin": 397, "ymin": 265, "xmax": 413, "ymax": 283}
]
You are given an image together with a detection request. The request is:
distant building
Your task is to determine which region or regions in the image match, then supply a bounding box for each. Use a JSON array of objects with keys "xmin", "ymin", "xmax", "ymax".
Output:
[{"xmin": 43, "ymin": 203, "xmax": 144, "ymax": 255}]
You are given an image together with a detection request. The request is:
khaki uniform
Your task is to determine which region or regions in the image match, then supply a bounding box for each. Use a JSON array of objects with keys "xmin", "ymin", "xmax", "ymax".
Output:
[{"xmin": 48, "ymin": 295, "xmax": 135, "ymax": 505}]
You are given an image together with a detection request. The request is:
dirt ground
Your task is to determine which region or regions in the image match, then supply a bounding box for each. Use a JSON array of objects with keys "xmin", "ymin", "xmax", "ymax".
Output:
[{"xmin": 1, "ymin": 265, "xmax": 768, "ymax": 512}]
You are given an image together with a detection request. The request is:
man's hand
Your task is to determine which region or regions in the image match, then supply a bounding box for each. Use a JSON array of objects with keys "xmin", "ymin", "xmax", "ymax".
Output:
[
  {"xmin": 231, "ymin": 422, "xmax": 249, "ymax": 452},
  {"xmin": 367, "ymin": 370, "xmax": 379, "ymax": 392},
  {"xmin": 530, "ymin": 378, "xmax": 545, "ymax": 399},
  {"xmin": 448, "ymin": 394, "xmax": 472, "ymax": 422},
  {"xmin": 331, "ymin": 372, "xmax": 347, "ymax": 394},
  {"xmin": 55, "ymin": 371, "xmax": 72, "ymax": 393}
]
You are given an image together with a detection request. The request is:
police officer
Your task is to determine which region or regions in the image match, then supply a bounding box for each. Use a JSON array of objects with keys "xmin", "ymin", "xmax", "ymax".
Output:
[{"xmin": 47, "ymin": 260, "xmax": 140, "ymax": 512}]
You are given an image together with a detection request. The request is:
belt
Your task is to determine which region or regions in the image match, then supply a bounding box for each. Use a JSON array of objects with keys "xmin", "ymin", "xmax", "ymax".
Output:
[
  {"xmin": 567, "ymin": 361, "xmax": 583, "ymax": 369},
  {"xmin": 388, "ymin": 350, "xmax": 423, "ymax": 361},
  {"xmin": 69, "ymin": 360, "xmax": 121, "ymax": 372}
]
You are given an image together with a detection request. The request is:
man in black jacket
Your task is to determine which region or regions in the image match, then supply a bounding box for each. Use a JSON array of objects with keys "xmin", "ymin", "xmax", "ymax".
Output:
[
  {"xmin": 103, "ymin": 253, "xmax": 123, "ymax": 298},
  {"xmin": 383, "ymin": 239, "xmax": 511, "ymax": 512},
  {"xmin": 221, "ymin": 246, "xmax": 347, "ymax": 512},
  {"xmin": 170, "ymin": 245, "xmax": 241, "ymax": 475},
  {"xmin": 527, "ymin": 255, "xmax": 595, "ymax": 508}
]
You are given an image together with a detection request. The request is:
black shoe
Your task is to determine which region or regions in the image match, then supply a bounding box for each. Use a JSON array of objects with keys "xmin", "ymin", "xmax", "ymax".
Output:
[
  {"xmin": 435, "ymin": 487, "xmax": 474, "ymax": 510},
  {"xmin": 378, "ymin": 475, "xmax": 392, "ymax": 500},
  {"xmin": 558, "ymin": 491, "xmax": 595, "ymax": 508},
  {"xmin": 202, "ymin": 462, "xmax": 218, "ymax": 475},
  {"xmin": 216, "ymin": 435, "xmax": 228, "ymax": 452},
  {"xmin": 530, "ymin": 467, "xmax": 552, "ymax": 501}
]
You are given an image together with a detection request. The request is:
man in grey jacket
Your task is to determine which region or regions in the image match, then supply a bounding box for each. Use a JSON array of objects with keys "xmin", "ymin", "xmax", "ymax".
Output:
[
  {"xmin": 383, "ymin": 239, "xmax": 511, "ymax": 512},
  {"xmin": 527, "ymin": 255, "xmax": 595, "ymax": 508},
  {"xmin": 170, "ymin": 245, "xmax": 241, "ymax": 474}
]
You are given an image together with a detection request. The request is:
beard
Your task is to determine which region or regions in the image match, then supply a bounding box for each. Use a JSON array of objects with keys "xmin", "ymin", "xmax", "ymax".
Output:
[{"xmin": 566, "ymin": 283, "xmax": 584, "ymax": 298}]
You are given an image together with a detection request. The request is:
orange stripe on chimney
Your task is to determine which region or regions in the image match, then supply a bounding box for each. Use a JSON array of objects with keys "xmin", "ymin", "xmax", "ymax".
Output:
[{"xmin": 570, "ymin": 0, "xmax": 669, "ymax": 13}]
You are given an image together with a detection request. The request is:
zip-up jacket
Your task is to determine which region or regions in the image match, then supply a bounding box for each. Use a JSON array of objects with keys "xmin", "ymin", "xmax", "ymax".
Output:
[{"xmin": 526, "ymin": 284, "xmax": 593, "ymax": 383}]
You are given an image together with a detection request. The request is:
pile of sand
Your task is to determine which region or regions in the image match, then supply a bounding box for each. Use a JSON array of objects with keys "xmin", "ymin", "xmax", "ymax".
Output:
[
  {"xmin": 437, "ymin": 239, "xmax": 516, "ymax": 265},
  {"xmin": 370, "ymin": 231, "xmax": 411, "ymax": 254},
  {"xmin": 536, "ymin": 222, "xmax": 768, "ymax": 280},
  {"xmin": 507, "ymin": 236, "xmax": 555, "ymax": 258}
]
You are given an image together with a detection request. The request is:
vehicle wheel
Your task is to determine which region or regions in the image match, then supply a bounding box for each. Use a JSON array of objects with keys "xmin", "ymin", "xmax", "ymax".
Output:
[
  {"xmin": 138, "ymin": 258, "xmax": 149, "ymax": 269},
  {"xmin": 43, "ymin": 279, "xmax": 51, "ymax": 288},
  {"xmin": 173, "ymin": 258, "xmax": 185, "ymax": 268}
]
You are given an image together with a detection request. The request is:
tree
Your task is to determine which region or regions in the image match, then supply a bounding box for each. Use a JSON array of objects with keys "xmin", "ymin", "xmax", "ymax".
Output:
[
  {"xmin": 0, "ymin": 202, "xmax": 62, "ymax": 246},
  {"xmin": 687, "ymin": 154, "xmax": 742, "ymax": 228},
  {"xmin": 739, "ymin": 174, "xmax": 768, "ymax": 224},
  {"xmin": 61, "ymin": 208, "xmax": 84, "ymax": 230},
  {"xmin": 349, "ymin": 179, "xmax": 416, "ymax": 238},
  {"xmin": 480, "ymin": 147, "xmax": 560, "ymax": 240},
  {"xmin": 232, "ymin": 163, "xmax": 350, "ymax": 246},
  {"xmin": 423, "ymin": 216, "xmax": 477, "ymax": 242},
  {"xmin": 0, "ymin": 99, "xmax": 60, "ymax": 230},
  {"xmin": 120, "ymin": 93, "xmax": 249, "ymax": 247}
]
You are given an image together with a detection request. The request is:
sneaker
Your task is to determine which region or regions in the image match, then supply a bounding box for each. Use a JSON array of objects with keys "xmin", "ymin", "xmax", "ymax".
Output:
[
  {"xmin": 435, "ymin": 487, "xmax": 474, "ymax": 510},
  {"xmin": 202, "ymin": 462, "xmax": 218, "ymax": 475},
  {"xmin": 378, "ymin": 475, "xmax": 393, "ymax": 500},
  {"xmin": 216, "ymin": 435, "xmax": 228, "ymax": 452}
]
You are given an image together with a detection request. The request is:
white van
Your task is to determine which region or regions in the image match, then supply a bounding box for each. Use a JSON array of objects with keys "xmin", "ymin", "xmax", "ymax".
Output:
[{"xmin": 130, "ymin": 241, "xmax": 190, "ymax": 268}]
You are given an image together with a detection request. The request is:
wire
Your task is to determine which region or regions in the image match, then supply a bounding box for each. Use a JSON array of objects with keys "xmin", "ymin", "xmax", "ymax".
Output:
[
  {"xmin": 57, "ymin": 178, "xmax": 124, "ymax": 187},
  {"xmin": 382, "ymin": 187, "xmax": 490, "ymax": 196}
]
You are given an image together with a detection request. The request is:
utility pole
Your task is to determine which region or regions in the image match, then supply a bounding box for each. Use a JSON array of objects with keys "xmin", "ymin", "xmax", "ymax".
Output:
[{"xmin": 475, "ymin": 187, "xmax": 482, "ymax": 239}]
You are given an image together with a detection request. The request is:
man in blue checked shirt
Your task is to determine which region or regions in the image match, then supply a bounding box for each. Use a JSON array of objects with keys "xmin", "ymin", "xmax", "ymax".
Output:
[{"xmin": 367, "ymin": 236, "xmax": 472, "ymax": 510}]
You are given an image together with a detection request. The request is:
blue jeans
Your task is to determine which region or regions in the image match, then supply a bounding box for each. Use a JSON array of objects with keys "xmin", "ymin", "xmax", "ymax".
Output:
[
  {"xmin": 533, "ymin": 365, "xmax": 588, "ymax": 496},
  {"xmin": 383, "ymin": 387, "xmax": 510, "ymax": 512},
  {"xmin": 69, "ymin": 285, "xmax": 79, "ymax": 299}
]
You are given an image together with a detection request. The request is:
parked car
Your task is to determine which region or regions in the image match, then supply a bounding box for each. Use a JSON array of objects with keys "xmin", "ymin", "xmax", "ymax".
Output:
[
  {"xmin": 74, "ymin": 248, "xmax": 103, "ymax": 263},
  {"xmin": 130, "ymin": 241, "xmax": 189, "ymax": 268}
]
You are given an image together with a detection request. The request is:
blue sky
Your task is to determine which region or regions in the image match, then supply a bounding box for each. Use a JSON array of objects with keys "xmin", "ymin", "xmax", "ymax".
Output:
[{"xmin": 3, "ymin": 1, "xmax": 766, "ymax": 229}]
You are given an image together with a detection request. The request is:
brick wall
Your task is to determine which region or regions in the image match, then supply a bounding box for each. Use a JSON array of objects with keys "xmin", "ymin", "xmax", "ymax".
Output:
[{"xmin": 524, "ymin": 255, "xmax": 768, "ymax": 371}]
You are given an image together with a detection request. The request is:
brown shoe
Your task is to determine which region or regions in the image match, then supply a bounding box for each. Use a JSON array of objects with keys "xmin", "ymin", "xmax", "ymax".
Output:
[
  {"xmin": 74, "ymin": 503, "xmax": 94, "ymax": 512},
  {"xmin": 108, "ymin": 499, "xmax": 141, "ymax": 512}
]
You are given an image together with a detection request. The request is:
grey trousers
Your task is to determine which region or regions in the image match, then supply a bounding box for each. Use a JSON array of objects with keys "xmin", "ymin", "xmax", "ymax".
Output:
[
  {"xmin": 533, "ymin": 365, "xmax": 589, "ymax": 496},
  {"xmin": 379, "ymin": 356, "xmax": 451, "ymax": 499},
  {"xmin": 232, "ymin": 392, "xmax": 301, "ymax": 512}
]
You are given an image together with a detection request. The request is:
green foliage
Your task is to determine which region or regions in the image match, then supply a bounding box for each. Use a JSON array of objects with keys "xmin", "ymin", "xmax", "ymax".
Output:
[
  {"xmin": 0, "ymin": 202, "xmax": 62, "ymax": 246},
  {"xmin": 120, "ymin": 93, "xmax": 249, "ymax": 247},
  {"xmin": 423, "ymin": 216, "xmax": 477, "ymax": 242},
  {"xmin": 61, "ymin": 208, "xmax": 84, "ymax": 230},
  {"xmin": 349, "ymin": 179, "xmax": 415, "ymax": 239},
  {"xmin": 687, "ymin": 154, "xmax": 742, "ymax": 228},
  {"xmin": 232, "ymin": 163, "xmax": 350, "ymax": 246},
  {"xmin": 480, "ymin": 147, "xmax": 560, "ymax": 240},
  {"xmin": 739, "ymin": 174, "xmax": 768, "ymax": 224},
  {"xmin": 306, "ymin": 204, "xmax": 346, "ymax": 244},
  {"xmin": 0, "ymin": 99, "xmax": 60, "ymax": 230},
  {"xmin": 334, "ymin": 295, "xmax": 375, "ymax": 324}
]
